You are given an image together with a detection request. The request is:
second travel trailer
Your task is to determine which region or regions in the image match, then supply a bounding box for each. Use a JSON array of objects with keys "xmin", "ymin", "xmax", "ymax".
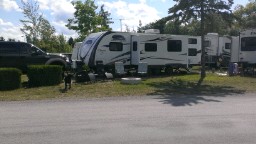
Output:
[
  {"xmin": 75, "ymin": 31, "xmax": 201, "ymax": 74},
  {"xmin": 230, "ymin": 29, "xmax": 256, "ymax": 74},
  {"xmin": 204, "ymin": 33, "xmax": 232, "ymax": 67}
]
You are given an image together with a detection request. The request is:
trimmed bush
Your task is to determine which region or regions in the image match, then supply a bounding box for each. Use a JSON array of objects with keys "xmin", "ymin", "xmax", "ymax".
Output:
[
  {"xmin": 27, "ymin": 65, "xmax": 63, "ymax": 87},
  {"xmin": 0, "ymin": 68, "xmax": 22, "ymax": 90}
]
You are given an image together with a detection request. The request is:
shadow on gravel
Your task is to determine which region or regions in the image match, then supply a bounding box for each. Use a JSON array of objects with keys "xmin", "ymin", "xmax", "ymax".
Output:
[{"xmin": 147, "ymin": 79, "xmax": 246, "ymax": 106}]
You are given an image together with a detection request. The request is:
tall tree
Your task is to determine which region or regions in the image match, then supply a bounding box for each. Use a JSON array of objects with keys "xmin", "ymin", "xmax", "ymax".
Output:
[
  {"xmin": 140, "ymin": 16, "xmax": 172, "ymax": 34},
  {"xmin": 0, "ymin": 37, "xmax": 5, "ymax": 41},
  {"xmin": 66, "ymin": 0, "xmax": 98, "ymax": 40},
  {"xmin": 66, "ymin": 0, "xmax": 113, "ymax": 41},
  {"xmin": 233, "ymin": 1, "xmax": 256, "ymax": 29},
  {"xmin": 38, "ymin": 18, "xmax": 55, "ymax": 42},
  {"xmin": 68, "ymin": 37, "xmax": 74, "ymax": 47},
  {"xmin": 137, "ymin": 20, "xmax": 143, "ymax": 33},
  {"xmin": 169, "ymin": 0, "xmax": 233, "ymax": 82},
  {"xmin": 98, "ymin": 5, "xmax": 113, "ymax": 31},
  {"xmin": 20, "ymin": 0, "xmax": 42, "ymax": 44}
]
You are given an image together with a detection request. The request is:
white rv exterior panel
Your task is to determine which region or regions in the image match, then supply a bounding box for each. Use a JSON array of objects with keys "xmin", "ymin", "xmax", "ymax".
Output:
[
  {"xmin": 204, "ymin": 33, "xmax": 219, "ymax": 56},
  {"xmin": 239, "ymin": 29, "xmax": 256, "ymax": 64},
  {"xmin": 218, "ymin": 36, "xmax": 231, "ymax": 57},
  {"xmin": 188, "ymin": 36, "xmax": 201, "ymax": 65},
  {"xmin": 94, "ymin": 32, "xmax": 131, "ymax": 66},
  {"xmin": 71, "ymin": 42, "xmax": 82, "ymax": 60},
  {"xmin": 230, "ymin": 36, "xmax": 239, "ymax": 63}
]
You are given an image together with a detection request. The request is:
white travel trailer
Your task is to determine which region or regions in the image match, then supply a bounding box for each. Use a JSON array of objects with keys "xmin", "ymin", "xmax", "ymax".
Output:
[
  {"xmin": 230, "ymin": 29, "xmax": 256, "ymax": 73},
  {"xmin": 77, "ymin": 31, "xmax": 201, "ymax": 74},
  {"xmin": 204, "ymin": 33, "xmax": 232, "ymax": 67},
  {"xmin": 238, "ymin": 29, "xmax": 256, "ymax": 65}
]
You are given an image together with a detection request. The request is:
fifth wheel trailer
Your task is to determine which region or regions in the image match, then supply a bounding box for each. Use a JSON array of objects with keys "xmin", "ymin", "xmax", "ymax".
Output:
[{"xmin": 230, "ymin": 29, "xmax": 256, "ymax": 73}]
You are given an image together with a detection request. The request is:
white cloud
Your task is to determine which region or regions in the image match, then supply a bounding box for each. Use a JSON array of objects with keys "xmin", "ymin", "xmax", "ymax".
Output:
[
  {"xmin": 37, "ymin": 0, "xmax": 50, "ymax": 10},
  {"xmin": 36, "ymin": 0, "xmax": 75, "ymax": 22},
  {"xmin": 49, "ymin": 1, "xmax": 75, "ymax": 22},
  {"xmin": 0, "ymin": 0, "xmax": 21, "ymax": 12},
  {"xmin": 52, "ymin": 21, "xmax": 78, "ymax": 39},
  {"xmin": 99, "ymin": 0, "xmax": 161, "ymax": 31},
  {"xmin": 34, "ymin": 0, "xmax": 76, "ymax": 38},
  {"xmin": 0, "ymin": 19, "xmax": 24, "ymax": 41}
]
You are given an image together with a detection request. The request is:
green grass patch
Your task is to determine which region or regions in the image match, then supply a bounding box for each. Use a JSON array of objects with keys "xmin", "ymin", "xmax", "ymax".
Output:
[{"xmin": 0, "ymin": 73, "xmax": 255, "ymax": 101}]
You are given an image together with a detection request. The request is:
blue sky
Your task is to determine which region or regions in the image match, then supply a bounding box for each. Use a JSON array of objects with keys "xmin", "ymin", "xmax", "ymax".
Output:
[{"xmin": 0, "ymin": 0, "xmax": 249, "ymax": 41}]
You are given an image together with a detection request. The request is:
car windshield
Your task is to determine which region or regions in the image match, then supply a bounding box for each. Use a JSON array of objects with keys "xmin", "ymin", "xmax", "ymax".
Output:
[{"xmin": 31, "ymin": 45, "xmax": 45, "ymax": 55}]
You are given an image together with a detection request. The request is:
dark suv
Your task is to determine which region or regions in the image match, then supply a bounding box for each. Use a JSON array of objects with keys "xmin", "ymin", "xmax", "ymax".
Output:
[{"xmin": 0, "ymin": 41, "xmax": 69, "ymax": 72}]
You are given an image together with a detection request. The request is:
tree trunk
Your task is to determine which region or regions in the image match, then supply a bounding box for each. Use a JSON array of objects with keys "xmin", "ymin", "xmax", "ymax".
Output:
[{"xmin": 198, "ymin": 0, "xmax": 206, "ymax": 86}]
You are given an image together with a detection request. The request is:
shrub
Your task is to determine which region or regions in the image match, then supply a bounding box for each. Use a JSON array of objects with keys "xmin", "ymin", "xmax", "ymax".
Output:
[
  {"xmin": 0, "ymin": 68, "xmax": 22, "ymax": 90},
  {"xmin": 27, "ymin": 65, "xmax": 63, "ymax": 87}
]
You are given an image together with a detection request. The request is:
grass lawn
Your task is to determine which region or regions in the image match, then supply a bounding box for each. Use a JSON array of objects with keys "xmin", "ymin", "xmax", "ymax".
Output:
[{"xmin": 0, "ymin": 72, "xmax": 255, "ymax": 101}]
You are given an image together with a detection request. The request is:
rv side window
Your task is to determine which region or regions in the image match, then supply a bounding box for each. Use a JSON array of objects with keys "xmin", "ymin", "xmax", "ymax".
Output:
[
  {"xmin": 188, "ymin": 38, "xmax": 197, "ymax": 44},
  {"xmin": 241, "ymin": 37, "xmax": 256, "ymax": 51},
  {"xmin": 204, "ymin": 40, "xmax": 211, "ymax": 47},
  {"xmin": 188, "ymin": 48, "xmax": 197, "ymax": 56},
  {"xmin": 145, "ymin": 43, "xmax": 157, "ymax": 52},
  {"xmin": 109, "ymin": 42, "xmax": 123, "ymax": 51},
  {"xmin": 133, "ymin": 42, "xmax": 137, "ymax": 51},
  {"xmin": 167, "ymin": 40, "xmax": 182, "ymax": 52},
  {"xmin": 225, "ymin": 43, "xmax": 231, "ymax": 49}
]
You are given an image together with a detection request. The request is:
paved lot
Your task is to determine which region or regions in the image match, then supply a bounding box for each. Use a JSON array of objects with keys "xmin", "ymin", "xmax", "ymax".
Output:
[{"xmin": 1, "ymin": 93, "xmax": 256, "ymax": 144}]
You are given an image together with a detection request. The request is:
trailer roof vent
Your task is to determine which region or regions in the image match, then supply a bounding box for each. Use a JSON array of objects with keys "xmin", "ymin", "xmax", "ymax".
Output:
[{"xmin": 144, "ymin": 29, "xmax": 160, "ymax": 34}]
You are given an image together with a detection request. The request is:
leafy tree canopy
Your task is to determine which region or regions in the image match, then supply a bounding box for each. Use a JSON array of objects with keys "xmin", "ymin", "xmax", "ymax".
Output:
[{"xmin": 66, "ymin": 0, "xmax": 113, "ymax": 41}]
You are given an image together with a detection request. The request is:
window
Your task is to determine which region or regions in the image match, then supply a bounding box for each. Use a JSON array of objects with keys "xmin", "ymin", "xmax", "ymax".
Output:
[
  {"xmin": 188, "ymin": 48, "xmax": 197, "ymax": 56},
  {"xmin": 204, "ymin": 40, "xmax": 211, "ymax": 47},
  {"xmin": 85, "ymin": 40, "xmax": 92, "ymax": 44},
  {"xmin": 145, "ymin": 43, "xmax": 157, "ymax": 52},
  {"xmin": 0, "ymin": 43, "xmax": 19, "ymax": 54},
  {"xmin": 188, "ymin": 38, "xmax": 197, "ymax": 44},
  {"xmin": 168, "ymin": 40, "xmax": 182, "ymax": 52},
  {"xmin": 241, "ymin": 37, "xmax": 256, "ymax": 51},
  {"xmin": 109, "ymin": 42, "xmax": 123, "ymax": 51},
  {"xmin": 133, "ymin": 42, "xmax": 137, "ymax": 51},
  {"xmin": 225, "ymin": 43, "xmax": 231, "ymax": 49}
]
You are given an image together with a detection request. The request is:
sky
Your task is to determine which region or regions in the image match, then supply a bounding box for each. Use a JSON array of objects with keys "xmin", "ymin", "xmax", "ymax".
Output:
[{"xmin": 0, "ymin": 0, "xmax": 249, "ymax": 42}]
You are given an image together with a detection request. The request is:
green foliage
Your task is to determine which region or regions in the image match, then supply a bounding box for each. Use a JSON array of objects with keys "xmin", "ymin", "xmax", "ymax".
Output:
[
  {"xmin": 66, "ymin": 0, "xmax": 112, "ymax": 39},
  {"xmin": 233, "ymin": 1, "xmax": 256, "ymax": 29},
  {"xmin": 0, "ymin": 68, "xmax": 22, "ymax": 90},
  {"xmin": 68, "ymin": 37, "xmax": 74, "ymax": 47},
  {"xmin": 20, "ymin": 0, "xmax": 71, "ymax": 53},
  {"xmin": 168, "ymin": 0, "xmax": 234, "ymax": 35},
  {"xmin": 27, "ymin": 65, "xmax": 63, "ymax": 87},
  {"xmin": 20, "ymin": 0, "xmax": 42, "ymax": 44},
  {"xmin": 141, "ymin": 16, "xmax": 172, "ymax": 34},
  {"xmin": 82, "ymin": 64, "xmax": 90, "ymax": 72}
]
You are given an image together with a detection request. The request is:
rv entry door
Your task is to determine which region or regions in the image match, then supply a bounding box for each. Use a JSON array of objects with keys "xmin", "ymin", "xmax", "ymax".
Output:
[{"xmin": 131, "ymin": 35, "xmax": 140, "ymax": 65}]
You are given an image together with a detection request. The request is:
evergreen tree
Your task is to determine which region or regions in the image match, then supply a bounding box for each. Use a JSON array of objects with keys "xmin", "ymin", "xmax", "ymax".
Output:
[{"xmin": 169, "ymin": 0, "xmax": 233, "ymax": 82}]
